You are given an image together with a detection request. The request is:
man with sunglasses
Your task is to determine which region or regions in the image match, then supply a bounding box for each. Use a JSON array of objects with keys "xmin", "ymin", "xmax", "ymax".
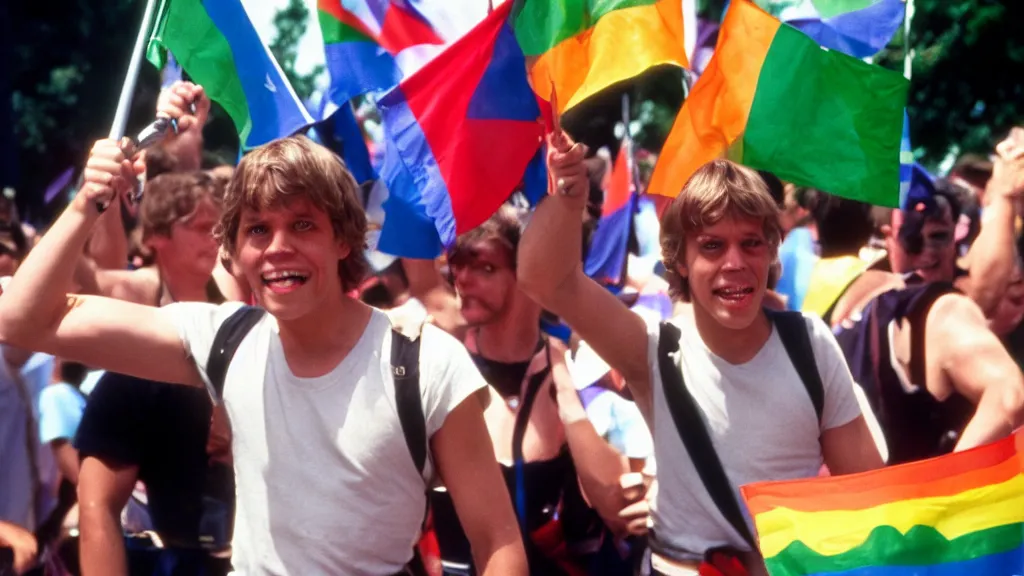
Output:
[{"xmin": 815, "ymin": 130, "xmax": 1024, "ymax": 465}]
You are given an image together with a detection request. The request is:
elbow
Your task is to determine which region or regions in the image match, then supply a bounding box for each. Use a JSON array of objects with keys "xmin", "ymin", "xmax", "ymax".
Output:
[
  {"xmin": 997, "ymin": 383, "xmax": 1024, "ymax": 430},
  {"xmin": 0, "ymin": 303, "xmax": 36, "ymax": 349},
  {"xmin": 515, "ymin": 257, "xmax": 549, "ymax": 304},
  {"xmin": 517, "ymin": 262, "xmax": 576, "ymax": 311}
]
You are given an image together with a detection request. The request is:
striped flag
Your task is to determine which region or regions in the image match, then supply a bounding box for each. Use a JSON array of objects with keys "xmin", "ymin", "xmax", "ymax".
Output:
[{"xmin": 147, "ymin": 0, "xmax": 314, "ymax": 149}]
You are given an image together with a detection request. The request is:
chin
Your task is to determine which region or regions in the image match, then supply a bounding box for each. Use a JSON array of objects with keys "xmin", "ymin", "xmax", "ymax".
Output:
[
  {"xmin": 460, "ymin": 309, "xmax": 494, "ymax": 327},
  {"xmin": 699, "ymin": 294, "xmax": 765, "ymax": 331},
  {"xmin": 257, "ymin": 288, "xmax": 315, "ymax": 321}
]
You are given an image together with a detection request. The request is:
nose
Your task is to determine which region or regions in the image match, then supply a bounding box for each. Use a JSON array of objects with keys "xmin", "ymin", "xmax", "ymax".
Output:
[
  {"xmin": 451, "ymin": 265, "xmax": 475, "ymax": 291},
  {"xmin": 265, "ymin": 228, "xmax": 296, "ymax": 257},
  {"xmin": 721, "ymin": 243, "xmax": 747, "ymax": 271}
]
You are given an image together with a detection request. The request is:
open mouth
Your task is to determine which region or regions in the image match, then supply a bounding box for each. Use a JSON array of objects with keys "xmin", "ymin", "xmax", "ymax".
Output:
[
  {"xmin": 261, "ymin": 270, "xmax": 309, "ymax": 293},
  {"xmin": 712, "ymin": 286, "xmax": 755, "ymax": 305}
]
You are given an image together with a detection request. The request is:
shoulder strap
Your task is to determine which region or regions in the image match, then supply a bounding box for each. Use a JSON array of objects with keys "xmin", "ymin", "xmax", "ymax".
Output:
[
  {"xmin": 768, "ymin": 310, "xmax": 824, "ymax": 425},
  {"xmin": 392, "ymin": 328, "xmax": 427, "ymax": 476},
  {"xmin": 657, "ymin": 322, "xmax": 758, "ymax": 550},
  {"xmin": 207, "ymin": 306, "xmax": 266, "ymax": 399}
]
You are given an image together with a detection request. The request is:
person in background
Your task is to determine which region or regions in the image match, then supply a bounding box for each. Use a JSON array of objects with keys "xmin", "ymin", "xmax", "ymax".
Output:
[
  {"xmin": 0, "ymin": 520, "xmax": 38, "ymax": 575},
  {"xmin": 775, "ymin": 186, "xmax": 817, "ymax": 311},
  {"xmin": 435, "ymin": 205, "xmax": 636, "ymax": 575}
]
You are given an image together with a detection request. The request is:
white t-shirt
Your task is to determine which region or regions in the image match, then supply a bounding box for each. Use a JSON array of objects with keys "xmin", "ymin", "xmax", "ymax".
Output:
[
  {"xmin": 646, "ymin": 312, "xmax": 861, "ymax": 559},
  {"xmin": 167, "ymin": 302, "xmax": 486, "ymax": 575}
]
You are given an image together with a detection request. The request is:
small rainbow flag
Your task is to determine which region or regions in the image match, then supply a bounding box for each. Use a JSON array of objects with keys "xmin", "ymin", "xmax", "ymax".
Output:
[{"xmin": 740, "ymin": 429, "xmax": 1024, "ymax": 576}]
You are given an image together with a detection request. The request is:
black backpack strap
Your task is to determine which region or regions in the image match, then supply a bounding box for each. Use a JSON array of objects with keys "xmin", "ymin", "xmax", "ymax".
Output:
[
  {"xmin": 392, "ymin": 329, "xmax": 427, "ymax": 477},
  {"xmin": 657, "ymin": 322, "xmax": 758, "ymax": 550},
  {"xmin": 768, "ymin": 310, "xmax": 824, "ymax": 426},
  {"xmin": 207, "ymin": 306, "xmax": 266, "ymax": 399}
]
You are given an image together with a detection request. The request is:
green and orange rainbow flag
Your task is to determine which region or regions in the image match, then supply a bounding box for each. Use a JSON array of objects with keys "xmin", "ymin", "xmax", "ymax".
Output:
[
  {"xmin": 511, "ymin": 0, "xmax": 688, "ymax": 115},
  {"xmin": 740, "ymin": 429, "xmax": 1024, "ymax": 576},
  {"xmin": 649, "ymin": 0, "xmax": 907, "ymax": 207}
]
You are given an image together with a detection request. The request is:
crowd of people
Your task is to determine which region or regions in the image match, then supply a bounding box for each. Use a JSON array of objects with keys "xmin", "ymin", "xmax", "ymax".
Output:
[{"xmin": 0, "ymin": 80, "xmax": 1022, "ymax": 576}]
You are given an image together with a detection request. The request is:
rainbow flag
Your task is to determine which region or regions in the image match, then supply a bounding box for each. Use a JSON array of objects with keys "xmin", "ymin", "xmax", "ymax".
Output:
[
  {"xmin": 760, "ymin": 0, "xmax": 906, "ymax": 59},
  {"xmin": 741, "ymin": 430, "xmax": 1024, "ymax": 576},
  {"xmin": 317, "ymin": 0, "xmax": 445, "ymax": 105},
  {"xmin": 511, "ymin": 0, "xmax": 688, "ymax": 115},
  {"xmin": 147, "ymin": 0, "xmax": 314, "ymax": 149},
  {"xmin": 648, "ymin": 0, "xmax": 907, "ymax": 207}
]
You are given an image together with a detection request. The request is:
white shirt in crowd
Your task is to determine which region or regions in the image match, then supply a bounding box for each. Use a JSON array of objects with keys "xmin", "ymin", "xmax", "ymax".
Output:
[
  {"xmin": 645, "ymin": 312, "xmax": 862, "ymax": 560},
  {"xmin": 168, "ymin": 302, "xmax": 485, "ymax": 575},
  {"xmin": 0, "ymin": 349, "xmax": 58, "ymax": 530}
]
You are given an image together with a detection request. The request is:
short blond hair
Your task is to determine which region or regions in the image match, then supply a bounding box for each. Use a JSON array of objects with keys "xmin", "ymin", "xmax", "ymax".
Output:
[
  {"xmin": 660, "ymin": 159, "xmax": 782, "ymax": 300},
  {"xmin": 217, "ymin": 135, "xmax": 368, "ymax": 292}
]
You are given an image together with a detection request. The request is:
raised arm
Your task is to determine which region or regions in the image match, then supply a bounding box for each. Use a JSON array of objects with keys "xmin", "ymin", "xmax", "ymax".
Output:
[
  {"xmin": 0, "ymin": 139, "xmax": 201, "ymax": 387},
  {"xmin": 518, "ymin": 133, "xmax": 651, "ymax": 408},
  {"xmin": 958, "ymin": 130, "xmax": 1024, "ymax": 316}
]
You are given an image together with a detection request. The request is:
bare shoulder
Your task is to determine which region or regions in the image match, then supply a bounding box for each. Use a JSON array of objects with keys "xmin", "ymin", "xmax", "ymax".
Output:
[{"xmin": 833, "ymin": 270, "xmax": 906, "ymax": 327}]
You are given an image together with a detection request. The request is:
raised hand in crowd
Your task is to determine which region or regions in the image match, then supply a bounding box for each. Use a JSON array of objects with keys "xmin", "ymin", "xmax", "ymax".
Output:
[
  {"xmin": 155, "ymin": 80, "xmax": 210, "ymax": 135},
  {"xmin": 0, "ymin": 520, "xmax": 38, "ymax": 575}
]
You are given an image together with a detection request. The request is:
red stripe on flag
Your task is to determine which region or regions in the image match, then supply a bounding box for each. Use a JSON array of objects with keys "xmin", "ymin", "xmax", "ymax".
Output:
[
  {"xmin": 605, "ymin": 147, "xmax": 632, "ymax": 216},
  {"xmin": 378, "ymin": 3, "xmax": 445, "ymax": 54}
]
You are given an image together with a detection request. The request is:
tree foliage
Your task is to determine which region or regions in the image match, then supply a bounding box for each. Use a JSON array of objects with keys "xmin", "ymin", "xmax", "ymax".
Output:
[
  {"xmin": 6, "ymin": 0, "xmax": 163, "ymax": 221},
  {"xmin": 269, "ymin": 0, "xmax": 324, "ymax": 104},
  {"xmin": 876, "ymin": 0, "xmax": 1024, "ymax": 168}
]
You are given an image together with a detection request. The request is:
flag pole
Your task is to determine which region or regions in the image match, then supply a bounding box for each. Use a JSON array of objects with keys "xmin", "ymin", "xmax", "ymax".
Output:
[
  {"xmin": 109, "ymin": 0, "xmax": 161, "ymax": 140},
  {"xmin": 902, "ymin": 0, "xmax": 914, "ymax": 81}
]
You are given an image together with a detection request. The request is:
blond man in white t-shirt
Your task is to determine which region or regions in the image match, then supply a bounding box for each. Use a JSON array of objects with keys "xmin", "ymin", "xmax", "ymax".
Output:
[
  {"xmin": 0, "ymin": 101, "xmax": 526, "ymax": 574},
  {"xmin": 519, "ymin": 131, "xmax": 883, "ymax": 575}
]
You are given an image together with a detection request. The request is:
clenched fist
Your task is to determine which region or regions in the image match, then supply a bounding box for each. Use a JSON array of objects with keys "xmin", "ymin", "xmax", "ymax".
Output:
[
  {"xmin": 78, "ymin": 139, "xmax": 145, "ymax": 213},
  {"xmin": 157, "ymin": 80, "xmax": 210, "ymax": 134}
]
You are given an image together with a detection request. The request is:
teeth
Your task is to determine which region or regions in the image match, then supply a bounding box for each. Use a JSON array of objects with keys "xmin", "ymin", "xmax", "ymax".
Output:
[{"xmin": 262, "ymin": 270, "xmax": 307, "ymax": 281}]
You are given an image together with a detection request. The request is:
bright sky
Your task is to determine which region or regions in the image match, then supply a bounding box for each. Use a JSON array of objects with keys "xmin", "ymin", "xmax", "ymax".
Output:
[
  {"xmin": 241, "ymin": 0, "xmax": 495, "ymax": 83},
  {"xmin": 243, "ymin": 0, "xmax": 326, "ymax": 78}
]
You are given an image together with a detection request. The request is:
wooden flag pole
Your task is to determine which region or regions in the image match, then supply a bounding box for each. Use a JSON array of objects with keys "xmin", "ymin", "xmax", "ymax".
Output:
[{"xmin": 109, "ymin": 0, "xmax": 161, "ymax": 140}]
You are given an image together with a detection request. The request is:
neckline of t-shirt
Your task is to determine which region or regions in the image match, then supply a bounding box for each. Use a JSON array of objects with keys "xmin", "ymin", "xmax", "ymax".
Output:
[
  {"xmin": 267, "ymin": 309, "xmax": 387, "ymax": 390},
  {"xmin": 679, "ymin": 317, "xmax": 781, "ymax": 370}
]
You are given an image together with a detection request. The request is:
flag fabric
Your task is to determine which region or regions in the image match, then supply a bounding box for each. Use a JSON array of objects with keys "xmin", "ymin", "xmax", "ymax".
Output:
[
  {"xmin": 899, "ymin": 110, "xmax": 914, "ymax": 208},
  {"xmin": 160, "ymin": 53, "xmax": 183, "ymax": 89},
  {"xmin": 648, "ymin": 0, "xmax": 908, "ymax": 207},
  {"xmin": 761, "ymin": 0, "xmax": 906, "ymax": 59},
  {"xmin": 585, "ymin": 140, "xmax": 636, "ymax": 286},
  {"xmin": 317, "ymin": 0, "xmax": 445, "ymax": 105},
  {"xmin": 147, "ymin": 0, "xmax": 314, "ymax": 149},
  {"xmin": 43, "ymin": 167, "xmax": 75, "ymax": 204},
  {"xmin": 512, "ymin": 0, "xmax": 688, "ymax": 115},
  {"xmin": 312, "ymin": 97, "xmax": 378, "ymax": 186},
  {"xmin": 377, "ymin": 0, "xmax": 547, "ymax": 258},
  {"xmin": 741, "ymin": 429, "xmax": 1024, "ymax": 576}
]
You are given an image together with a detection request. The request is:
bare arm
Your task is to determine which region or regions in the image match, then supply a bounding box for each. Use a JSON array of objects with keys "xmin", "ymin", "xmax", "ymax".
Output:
[
  {"xmin": 50, "ymin": 440, "xmax": 80, "ymax": 485},
  {"xmin": 518, "ymin": 134, "xmax": 651, "ymax": 409},
  {"xmin": 77, "ymin": 457, "xmax": 138, "ymax": 576},
  {"xmin": 84, "ymin": 196, "xmax": 129, "ymax": 271},
  {"xmin": 821, "ymin": 416, "xmax": 884, "ymax": 475},
  {"xmin": 959, "ymin": 130, "xmax": 1024, "ymax": 316},
  {"xmin": 549, "ymin": 343, "xmax": 632, "ymax": 535},
  {"xmin": 927, "ymin": 294, "xmax": 1024, "ymax": 451},
  {"xmin": 431, "ymin": 397, "xmax": 527, "ymax": 575},
  {"xmin": 0, "ymin": 140, "xmax": 202, "ymax": 386}
]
